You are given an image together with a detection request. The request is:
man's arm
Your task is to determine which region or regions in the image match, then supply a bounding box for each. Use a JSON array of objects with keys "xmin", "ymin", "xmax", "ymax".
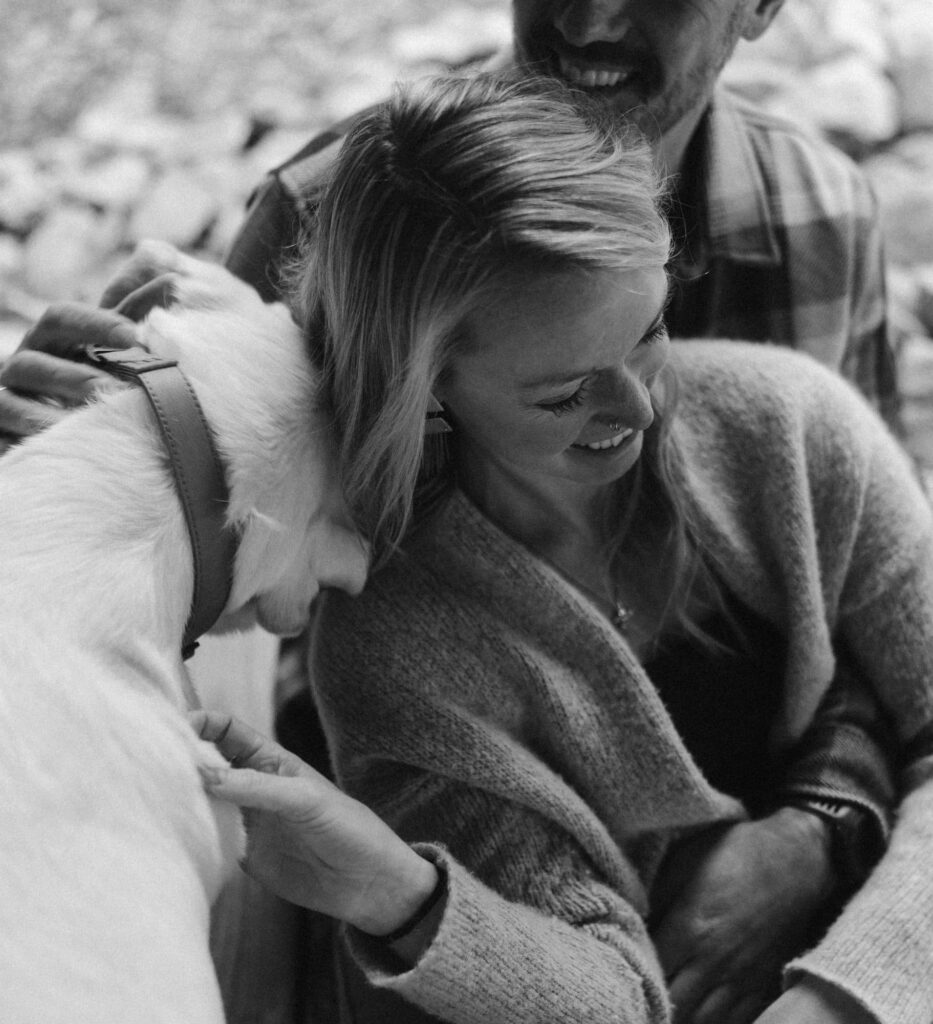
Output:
[
  {"xmin": 223, "ymin": 174, "xmax": 304, "ymax": 301},
  {"xmin": 223, "ymin": 112, "xmax": 368, "ymax": 296},
  {"xmin": 839, "ymin": 179, "xmax": 901, "ymax": 437}
]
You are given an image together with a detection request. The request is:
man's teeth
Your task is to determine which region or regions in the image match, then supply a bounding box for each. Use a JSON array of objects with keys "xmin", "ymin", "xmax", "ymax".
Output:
[
  {"xmin": 580, "ymin": 428, "xmax": 633, "ymax": 451},
  {"xmin": 558, "ymin": 57, "xmax": 630, "ymax": 88}
]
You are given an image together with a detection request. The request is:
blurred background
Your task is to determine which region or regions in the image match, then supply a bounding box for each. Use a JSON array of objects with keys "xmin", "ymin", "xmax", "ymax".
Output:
[{"xmin": 1, "ymin": 0, "xmax": 933, "ymax": 468}]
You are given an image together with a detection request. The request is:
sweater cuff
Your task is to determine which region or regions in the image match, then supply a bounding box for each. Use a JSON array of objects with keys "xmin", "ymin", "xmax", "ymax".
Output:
[
  {"xmin": 343, "ymin": 843, "xmax": 668, "ymax": 1024},
  {"xmin": 784, "ymin": 778, "xmax": 933, "ymax": 1024}
]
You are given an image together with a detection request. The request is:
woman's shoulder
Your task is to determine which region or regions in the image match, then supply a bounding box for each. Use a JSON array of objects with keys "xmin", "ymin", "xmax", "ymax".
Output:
[
  {"xmin": 314, "ymin": 491, "xmax": 504, "ymax": 662},
  {"xmin": 669, "ymin": 339, "xmax": 857, "ymax": 404},
  {"xmin": 664, "ymin": 340, "xmax": 901, "ymax": 531},
  {"xmin": 667, "ymin": 340, "xmax": 883, "ymax": 449}
]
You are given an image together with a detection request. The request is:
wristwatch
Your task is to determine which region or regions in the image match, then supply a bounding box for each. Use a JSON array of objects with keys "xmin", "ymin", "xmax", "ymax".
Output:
[{"xmin": 785, "ymin": 796, "xmax": 886, "ymax": 895}]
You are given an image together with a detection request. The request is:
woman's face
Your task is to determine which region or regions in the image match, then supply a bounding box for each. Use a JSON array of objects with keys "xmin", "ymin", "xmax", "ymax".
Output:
[{"xmin": 439, "ymin": 265, "xmax": 669, "ymax": 495}]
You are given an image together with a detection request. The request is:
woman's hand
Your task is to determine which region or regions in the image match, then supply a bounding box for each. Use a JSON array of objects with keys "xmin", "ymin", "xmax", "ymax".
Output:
[
  {"xmin": 190, "ymin": 710, "xmax": 439, "ymax": 939},
  {"xmin": 650, "ymin": 808, "xmax": 837, "ymax": 1024}
]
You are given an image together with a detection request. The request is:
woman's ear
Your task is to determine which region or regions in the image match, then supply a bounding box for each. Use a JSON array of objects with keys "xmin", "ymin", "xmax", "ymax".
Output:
[{"xmin": 741, "ymin": 0, "xmax": 786, "ymax": 43}]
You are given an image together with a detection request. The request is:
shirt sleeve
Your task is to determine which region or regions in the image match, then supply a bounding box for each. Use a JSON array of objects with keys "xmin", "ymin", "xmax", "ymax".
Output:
[
  {"xmin": 774, "ymin": 656, "xmax": 895, "ymax": 866},
  {"xmin": 839, "ymin": 178, "xmax": 902, "ymax": 435},
  {"xmin": 222, "ymin": 173, "xmax": 304, "ymax": 302},
  {"xmin": 786, "ymin": 380, "xmax": 933, "ymax": 1024}
]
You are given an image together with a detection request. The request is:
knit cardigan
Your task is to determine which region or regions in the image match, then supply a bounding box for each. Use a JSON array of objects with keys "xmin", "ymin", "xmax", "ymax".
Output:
[{"xmin": 312, "ymin": 341, "xmax": 933, "ymax": 1024}]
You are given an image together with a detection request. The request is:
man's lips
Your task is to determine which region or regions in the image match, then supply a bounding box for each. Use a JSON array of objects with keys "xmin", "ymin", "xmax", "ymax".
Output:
[{"xmin": 525, "ymin": 27, "xmax": 657, "ymax": 94}]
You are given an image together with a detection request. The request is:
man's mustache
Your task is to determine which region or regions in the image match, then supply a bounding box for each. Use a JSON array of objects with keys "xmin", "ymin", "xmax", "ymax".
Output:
[{"xmin": 529, "ymin": 23, "xmax": 654, "ymax": 68}]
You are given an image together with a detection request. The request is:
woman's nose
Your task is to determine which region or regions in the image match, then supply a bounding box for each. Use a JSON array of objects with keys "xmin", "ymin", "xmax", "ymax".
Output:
[
  {"xmin": 597, "ymin": 366, "xmax": 654, "ymax": 429},
  {"xmin": 554, "ymin": 0, "xmax": 633, "ymax": 47}
]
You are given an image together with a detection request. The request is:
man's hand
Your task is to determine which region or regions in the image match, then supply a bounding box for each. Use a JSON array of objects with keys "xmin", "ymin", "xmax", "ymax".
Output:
[
  {"xmin": 191, "ymin": 710, "xmax": 440, "ymax": 939},
  {"xmin": 650, "ymin": 808, "xmax": 837, "ymax": 1024},
  {"xmin": 0, "ymin": 240, "xmax": 186, "ymax": 450},
  {"xmin": 751, "ymin": 979, "xmax": 876, "ymax": 1024}
]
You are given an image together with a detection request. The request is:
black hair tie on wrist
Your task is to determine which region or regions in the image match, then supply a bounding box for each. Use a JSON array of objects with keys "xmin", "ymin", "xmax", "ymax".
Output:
[{"xmin": 378, "ymin": 868, "xmax": 447, "ymax": 945}]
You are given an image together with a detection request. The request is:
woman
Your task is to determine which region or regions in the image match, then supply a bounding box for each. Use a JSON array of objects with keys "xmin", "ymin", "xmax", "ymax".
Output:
[{"xmin": 200, "ymin": 73, "xmax": 933, "ymax": 1024}]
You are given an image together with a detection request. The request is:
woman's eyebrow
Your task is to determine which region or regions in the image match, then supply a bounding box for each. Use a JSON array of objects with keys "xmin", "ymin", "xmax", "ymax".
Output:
[{"xmin": 519, "ymin": 307, "xmax": 667, "ymax": 390}]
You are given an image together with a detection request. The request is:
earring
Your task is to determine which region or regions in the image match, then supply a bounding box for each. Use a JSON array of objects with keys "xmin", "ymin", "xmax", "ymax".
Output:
[{"xmin": 425, "ymin": 394, "xmax": 452, "ymax": 435}]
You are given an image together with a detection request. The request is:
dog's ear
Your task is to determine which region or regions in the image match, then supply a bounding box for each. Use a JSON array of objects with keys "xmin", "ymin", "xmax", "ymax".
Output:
[{"xmin": 248, "ymin": 522, "xmax": 369, "ymax": 637}]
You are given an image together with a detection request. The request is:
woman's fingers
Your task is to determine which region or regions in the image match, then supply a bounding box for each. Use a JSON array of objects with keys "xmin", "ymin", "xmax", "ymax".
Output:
[
  {"xmin": 189, "ymin": 709, "xmax": 314, "ymax": 780},
  {"xmin": 200, "ymin": 765, "xmax": 325, "ymax": 818}
]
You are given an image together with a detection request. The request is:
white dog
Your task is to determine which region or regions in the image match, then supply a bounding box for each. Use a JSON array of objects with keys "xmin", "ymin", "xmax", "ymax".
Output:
[{"xmin": 0, "ymin": 250, "xmax": 368, "ymax": 1023}]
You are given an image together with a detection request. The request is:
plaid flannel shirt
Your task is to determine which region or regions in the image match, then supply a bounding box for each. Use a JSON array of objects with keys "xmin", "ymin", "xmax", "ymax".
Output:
[
  {"xmin": 667, "ymin": 88, "xmax": 898, "ymax": 430},
  {"xmin": 225, "ymin": 85, "xmax": 896, "ymax": 848}
]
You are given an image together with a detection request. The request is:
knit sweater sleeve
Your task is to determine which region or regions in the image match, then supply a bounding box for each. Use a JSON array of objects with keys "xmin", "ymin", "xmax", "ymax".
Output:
[
  {"xmin": 341, "ymin": 783, "xmax": 670, "ymax": 1024},
  {"xmin": 671, "ymin": 343, "xmax": 933, "ymax": 1024},
  {"xmin": 782, "ymin": 362, "xmax": 933, "ymax": 1024}
]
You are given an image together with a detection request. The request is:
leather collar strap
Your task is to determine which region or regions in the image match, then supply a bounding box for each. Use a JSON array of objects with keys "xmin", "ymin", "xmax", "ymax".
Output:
[{"xmin": 86, "ymin": 345, "xmax": 238, "ymax": 661}]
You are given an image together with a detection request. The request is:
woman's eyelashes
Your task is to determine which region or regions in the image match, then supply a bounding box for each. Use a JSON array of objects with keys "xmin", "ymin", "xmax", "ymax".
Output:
[
  {"xmin": 538, "ymin": 382, "xmax": 589, "ymax": 416},
  {"xmin": 642, "ymin": 317, "xmax": 669, "ymax": 347},
  {"xmin": 536, "ymin": 318, "xmax": 668, "ymax": 416}
]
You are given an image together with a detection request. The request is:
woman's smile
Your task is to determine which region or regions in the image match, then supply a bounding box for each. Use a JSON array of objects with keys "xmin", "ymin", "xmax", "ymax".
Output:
[
  {"xmin": 571, "ymin": 425, "xmax": 636, "ymax": 453},
  {"xmin": 440, "ymin": 264, "xmax": 669, "ymax": 504}
]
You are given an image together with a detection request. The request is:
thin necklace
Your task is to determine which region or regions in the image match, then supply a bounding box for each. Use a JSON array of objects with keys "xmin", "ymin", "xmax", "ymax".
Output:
[
  {"xmin": 568, "ymin": 574, "xmax": 634, "ymax": 631},
  {"xmin": 542, "ymin": 559, "xmax": 634, "ymax": 631}
]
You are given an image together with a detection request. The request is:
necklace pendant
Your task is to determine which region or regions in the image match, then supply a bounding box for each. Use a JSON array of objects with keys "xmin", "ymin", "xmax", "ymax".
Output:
[{"xmin": 613, "ymin": 603, "xmax": 632, "ymax": 629}]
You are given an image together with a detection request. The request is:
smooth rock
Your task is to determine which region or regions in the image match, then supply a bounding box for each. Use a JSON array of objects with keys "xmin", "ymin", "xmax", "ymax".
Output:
[
  {"xmin": 0, "ymin": 150, "xmax": 51, "ymax": 233},
  {"xmin": 915, "ymin": 265, "xmax": 933, "ymax": 337},
  {"xmin": 794, "ymin": 56, "xmax": 899, "ymax": 147},
  {"xmin": 318, "ymin": 64, "xmax": 399, "ymax": 123},
  {"xmin": 862, "ymin": 143, "xmax": 933, "ymax": 266},
  {"xmin": 128, "ymin": 167, "xmax": 220, "ymax": 248},
  {"xmin": 729, "ymin": 0, "xmax": 888, "ymax": 71},
  {"xmin": 884, "ymin": 132, "xmax": 933, "ymax": 174},
  {"xmin": 0, "ymin": 233, "xmax": 24, "ymax": 279},
  {"xmin": 889, "ymin": 2, "xmax": 933, "ymax": 132},
  {"xmin": 876, "ymin": 184, "xmax": 933, "ymax": 268},
  {"xmin": 65, "ymin": 153, "xmax": 152, "ymax": 211},
  {"xmin": 390, "ymin": 7, "xmax": 510, "ymax": 65},
  {"xmin": 23, "ymin": 205, "xmax": 121, "ymax": 300},
  {"xmin": 887, "ymin": 265, "xmax": 926, "ymax": 341}
]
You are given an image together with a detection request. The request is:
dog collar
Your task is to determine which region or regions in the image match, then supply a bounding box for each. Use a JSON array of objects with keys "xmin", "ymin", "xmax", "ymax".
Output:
[{"xmin": 86, "ymin": 345, "xmax": 238, "ymax": 662}]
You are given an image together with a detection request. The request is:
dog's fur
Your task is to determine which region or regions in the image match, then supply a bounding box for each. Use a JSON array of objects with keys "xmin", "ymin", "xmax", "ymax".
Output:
[{"xmin": 0, "ymin": 256, "xmax": 368, "ymax": 1022}]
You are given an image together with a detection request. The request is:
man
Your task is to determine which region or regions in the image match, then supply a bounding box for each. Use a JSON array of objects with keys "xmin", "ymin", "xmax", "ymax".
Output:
[
  {"xmin": 223, "ymin": 0, "xmax": 895, "ymax": 424},
  {"xmin": 0, "ymin": 3, "xmax": 899, "ymax": 1022}
]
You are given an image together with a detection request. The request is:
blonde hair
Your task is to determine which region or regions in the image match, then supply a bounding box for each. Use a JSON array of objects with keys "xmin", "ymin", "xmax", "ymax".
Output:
[{"xmin": 291, "ymin": 71, "xmax": 672, "ymax": 566}]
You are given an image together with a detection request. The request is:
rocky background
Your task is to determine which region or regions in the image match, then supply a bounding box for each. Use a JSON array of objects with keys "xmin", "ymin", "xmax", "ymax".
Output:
[{"xmin": 2, "ymin": 0, "xmax": 933, "ymax": 467}]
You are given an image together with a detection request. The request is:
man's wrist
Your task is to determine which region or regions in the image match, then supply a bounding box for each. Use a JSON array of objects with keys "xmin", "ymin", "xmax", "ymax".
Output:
[
  {"xmin": 782, "ymin": 796, "xmax": 884, "ymax": 895},
  {"xmin": 770, "ymin": 805, "xmax": 837, "ymax": 897}
]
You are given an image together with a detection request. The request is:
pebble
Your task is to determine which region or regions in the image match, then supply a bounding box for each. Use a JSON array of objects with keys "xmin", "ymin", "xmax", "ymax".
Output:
[
  {"xmin": 889, "ymin": 1, "xmax": 933, "ymax": 132},
  {"xmin": 127, "ymin": 168, "xmax": 221, "ymax": 249},
  {"xmin": 23, "ymin": 205, "xmax": 122, "ymax": 300}
]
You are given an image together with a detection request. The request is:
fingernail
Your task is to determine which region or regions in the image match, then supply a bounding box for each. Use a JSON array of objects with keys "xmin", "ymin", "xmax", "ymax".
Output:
[{"xmin": 198, "ymin": 765, "xmax": 224, "ymax": 787}]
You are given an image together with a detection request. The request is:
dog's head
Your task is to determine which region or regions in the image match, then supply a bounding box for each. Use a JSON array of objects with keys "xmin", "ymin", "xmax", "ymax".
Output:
[{"xmin": 138, "ymin": 250, "xmax": 369, "ymax": 636}]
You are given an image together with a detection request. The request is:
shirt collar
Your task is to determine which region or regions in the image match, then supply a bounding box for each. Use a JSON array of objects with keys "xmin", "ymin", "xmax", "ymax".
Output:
[{"xmin": 688, "ymin": 86, "xmax": 782, "ymax": 266}]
